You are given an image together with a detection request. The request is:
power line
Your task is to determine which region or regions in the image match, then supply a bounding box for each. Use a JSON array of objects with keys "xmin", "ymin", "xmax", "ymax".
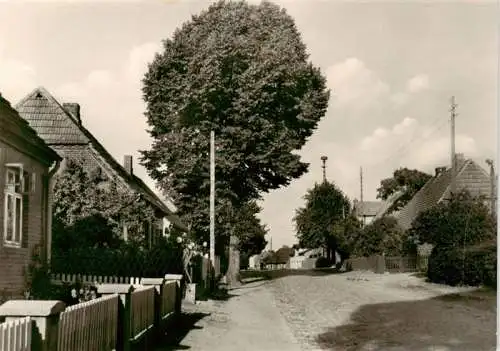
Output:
[{"xmin": 369, "ymin": 117, "xmax": 449, "ymax": 169}]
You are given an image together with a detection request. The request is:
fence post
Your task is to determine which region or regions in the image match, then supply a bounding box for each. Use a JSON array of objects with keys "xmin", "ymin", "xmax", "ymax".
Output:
[
  {"xmin": 97, "ymin": 284, "xmax": 134, "ymax": 351},
  {"xmin": 165, "ymin": 274, "xmax": 183, "ymax": 315},
  {"xmin": 0, "ymin": 300, "xmax": 65, "ymax": 351},
  {"xmin": 375, "ymin": 255, "xmax": 385, "ymax": 274},
  {"xmin": 141, "ymin": 278, "xmax": 165, "ymax": 338}
]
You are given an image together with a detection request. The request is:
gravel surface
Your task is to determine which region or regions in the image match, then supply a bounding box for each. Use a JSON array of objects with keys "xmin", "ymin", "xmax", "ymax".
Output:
[
  {"xmin": 269, "ymin": 271, "xmax": 496, "ymax": 351},
  {"xmin": 159, "ymin": 272, "xmax": 496, "ymax": 351}
]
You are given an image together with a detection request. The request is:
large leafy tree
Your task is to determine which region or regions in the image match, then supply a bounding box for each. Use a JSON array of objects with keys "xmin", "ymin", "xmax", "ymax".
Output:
[
  {"xmin": 141, "ymin": 0, "xmax": 329, "ymax": 285},
  {"xmin": 294, "ymin": 181, "xmax": 350, "ymax": 260},
  {"xmin": 376, "ymin": 168, "xmax": 432, "ymax": 214},
  {"xmin": 235, "ymin": 201, "xmax": 268, "ymax": 256}
]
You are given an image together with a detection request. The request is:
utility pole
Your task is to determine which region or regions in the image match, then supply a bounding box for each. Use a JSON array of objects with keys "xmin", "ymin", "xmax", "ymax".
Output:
[
  {"xmin": 486, "ymin": 159, "xmax": 496, "ymax": 215},
  {"xmin": 209, "ymin": 130, "xmax": 215, "ymax": 268},
  {"xmin": 450, "ymin": 96, "xmax": 458, "ymax": 195},
  {"xmin": 360, "ymin": 166, "xmax": 365, "ymax": 226},
  {"xmin": 321, "ymin": 156, "xmax": 328, "ymax": 183}
]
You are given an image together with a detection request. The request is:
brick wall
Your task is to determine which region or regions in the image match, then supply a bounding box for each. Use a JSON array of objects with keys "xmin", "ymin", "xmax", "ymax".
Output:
[{"xmin": 0, "ymin": 141, "xmax": 49, "ymax": 298}]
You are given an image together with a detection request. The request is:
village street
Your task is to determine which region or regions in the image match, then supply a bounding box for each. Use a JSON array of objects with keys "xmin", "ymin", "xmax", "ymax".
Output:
[{"xmin": 161, "ymin": 272, "xmax": 496, "ymax": 351}]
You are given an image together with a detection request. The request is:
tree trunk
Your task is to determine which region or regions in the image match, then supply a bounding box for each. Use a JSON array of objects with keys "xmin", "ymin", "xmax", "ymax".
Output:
[{"xmin": 226, "ymin": 234, "xmax": 241, "ymax": 287}]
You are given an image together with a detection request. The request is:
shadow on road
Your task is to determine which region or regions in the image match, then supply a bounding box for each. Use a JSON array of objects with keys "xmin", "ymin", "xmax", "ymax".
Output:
[
  {"xmin": 315, "ymin": 290, "xmax": 496, "ymax": 351},
  {"xmin": 156, "ymin": 312, "xmax": 210, "ymax": 350}
]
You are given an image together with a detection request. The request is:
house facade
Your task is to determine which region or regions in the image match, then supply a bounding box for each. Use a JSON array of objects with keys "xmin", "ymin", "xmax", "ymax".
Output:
[
  {"xmin": 15, "ymin": 87, "xmax": 187, "ymax": 249},
  {"xmin": 353, "ymin": 200, "xmax": 382, "ymax": 226},
  {"xmin": 394, "ymin": 154, "xmax": 495, "ymax": 231},
  {"xmin": 0, "ymin": 93, "xmax": 61, "ymax": 298}
]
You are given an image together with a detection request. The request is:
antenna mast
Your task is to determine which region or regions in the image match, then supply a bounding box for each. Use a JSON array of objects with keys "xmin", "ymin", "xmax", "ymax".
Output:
[{"xmin": 450, "ymin": 97, "xmax": 458, "ymax": 195}]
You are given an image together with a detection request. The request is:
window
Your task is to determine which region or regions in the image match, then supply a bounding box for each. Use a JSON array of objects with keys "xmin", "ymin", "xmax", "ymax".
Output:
[{"xmin": 4, "ymin": 164, "xmax": 26, "ymax": 247}]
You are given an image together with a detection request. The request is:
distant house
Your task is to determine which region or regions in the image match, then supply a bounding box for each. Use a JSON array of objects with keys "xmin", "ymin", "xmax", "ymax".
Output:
[
  {"xmin": 262, "ymin": 246, "xmax": 294, "ymax": 269},
  {"xmin": 0, "ymin": 93, "xmax": 61, "ymax": 298},
  {"xmin": 289, "ymin": 247, "xmax": 324, "ymax": 269},
  {"xmin": 394, "ymin": 154, "xmax": 495, "ymax": 231},
  {"xmin": 353, "ymin": 199, "xmax": 383, "ymax": 226},
  {"xmin": 15, "ymin": 87, "xmax": 187, "ymax": 248}
]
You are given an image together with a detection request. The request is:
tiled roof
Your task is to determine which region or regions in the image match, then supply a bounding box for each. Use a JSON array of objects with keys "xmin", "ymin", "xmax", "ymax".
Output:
[
  {"xmin": 15, "ymin": 87, "xmax": 89, "ymax": 145},
  {"xmin": 372, "ymin": 191, "xmax": 404, "ymax": 221},
  {"xmin": 15, "ymin": 87, "xmax": 187, "ymax": 231},
  {"xmin": 395, "ymin": 158, "xmax": 492, "ymax": 230},
  {"xmin": 354, "ymin": 201, "xmax": 383, "ymax": 217},
  {"xmin": 0, "ymin": 92, "xmax": 61, "ymax": 164}
]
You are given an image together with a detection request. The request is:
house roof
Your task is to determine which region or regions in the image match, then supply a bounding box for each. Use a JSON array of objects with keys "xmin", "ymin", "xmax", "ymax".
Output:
[
  {"xmin": 15, "ymin": 87, "xmax": 187, "ymax": 231},
  {"xmin": 0, "ymin": 93, "xmax": 61, "ymax": 165},
  {"xmin": 394, "ymin": 157, "xmax": 492, "ymax": 230},
  {"xmin": 353, "ymin": 200, "xmax": 383, "ymax": 217},
  {"xmin": 15, "ymin": 88, "xmax": 89, "ymax": 145},
  {"xmin": 372, "ymin": 191, "xmax": 405, "ymax": 221}
]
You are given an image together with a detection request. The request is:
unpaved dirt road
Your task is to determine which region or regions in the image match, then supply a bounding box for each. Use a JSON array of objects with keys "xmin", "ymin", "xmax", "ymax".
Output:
[
  {"xmin": 271, "ymin": 271, "xmax": 496, "ymax": 350},
  {"xmin": 162, "ymin": 271, "xmax": 496, "ymax": 351}
]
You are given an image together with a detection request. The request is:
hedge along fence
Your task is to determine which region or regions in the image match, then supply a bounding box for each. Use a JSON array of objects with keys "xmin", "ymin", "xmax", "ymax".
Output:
[
  {"xmin": 0, "ymin": 275, "xmax": 183, "ymax": 351},
  {"xmin": 50, "ymin": 246, "xmax": 184, "ymax": 278}
]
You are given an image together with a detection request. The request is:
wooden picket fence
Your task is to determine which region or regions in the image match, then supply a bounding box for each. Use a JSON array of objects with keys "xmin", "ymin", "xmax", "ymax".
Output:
[
  {"xmin": 0, "ymin": 275, "xmax": 183, "ymax": 351},
  {"xmin": 57, "ymin": 294, "xmax": 119, "ymax": 351},
  {"xmin": 346, "ymin": 254, "xmax": 430, "ymax": 274},
  {"xmin": 129, "ymin": 287, "xmax": 155, "ymax": 343},
  {"xmin": 0, "ymin": 317, "xmax": 32, "ymax": 351},
  {"xmin": 51, "ymin": 273, "xmax": 143, "ymax": 286},
  {"xmin": 160, "ymin": 281, "xmax": 177, "ymax": 320}
]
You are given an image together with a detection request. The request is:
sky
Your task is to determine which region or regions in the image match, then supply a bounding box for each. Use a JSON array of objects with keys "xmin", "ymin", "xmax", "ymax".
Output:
[{"xmin": 0, "ymin": 0, "xmax": 498, "ymax": 250}]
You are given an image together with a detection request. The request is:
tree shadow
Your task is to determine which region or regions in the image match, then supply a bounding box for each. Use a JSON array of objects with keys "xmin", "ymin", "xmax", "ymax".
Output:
[
  {"xmin": 315, "ymin": 291, "xmax": 496, "ymax": 351},
  {"xmin": 155, "ymin": 312, "xmax": 210, "ymax": 350}
]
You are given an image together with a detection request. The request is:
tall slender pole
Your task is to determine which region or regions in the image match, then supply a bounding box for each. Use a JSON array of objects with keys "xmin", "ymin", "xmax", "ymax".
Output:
[
  {"xmin": 360, "ymin": 167, "xmax": 365, "ymax": 226},
  {"xmin": 486, "ymin": 159, "xmax": 496, "ymax": 215},
  {"xmin": 321, "ymin": 156, "xmax": 328, "ymax": 183},
  {"xmin": 450, "ymin": 97, "xmax": 458, "ymax": 195},
  {"xmin": 209, "ymin": 130, "xmax": 215, "ymax": 268}
]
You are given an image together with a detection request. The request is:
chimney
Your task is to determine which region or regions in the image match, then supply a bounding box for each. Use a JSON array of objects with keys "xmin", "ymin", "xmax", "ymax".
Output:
[
  {"xmin": 63, "ymin": 103, "xmax": 81, "ymax": 124},
  {"xmin": 123, "ymin": 155, "xmax": 133, "ymax": 175},
  {"xmin": 435, "ymin": 166, "xmax": 447, "ymax": 177},
  {"xmin": 455, "ymin": 153, "xmax": 465, "ymax": 167}
]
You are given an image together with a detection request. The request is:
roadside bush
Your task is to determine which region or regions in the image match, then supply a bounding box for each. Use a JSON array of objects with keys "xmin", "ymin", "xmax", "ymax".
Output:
[
  {"xmin": 315, "ymin": 256, "xmax": 331, "ymax": 268},
  {"xmin": 427, "ymin": 241, "xmax": 497, "ymax": 288}
]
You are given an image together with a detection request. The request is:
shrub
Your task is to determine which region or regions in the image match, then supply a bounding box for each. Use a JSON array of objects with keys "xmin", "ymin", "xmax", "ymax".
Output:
[
  {"xmin": 352, "ymin": 216, "xmax": 405, "ymax": 257},
  {"xmin": 427, "ymin": 241, "xmax": 497, "ymax": 288},
  {"xmin": 315, "ymin": 256, "xmax": 331, "ymax": 268}
]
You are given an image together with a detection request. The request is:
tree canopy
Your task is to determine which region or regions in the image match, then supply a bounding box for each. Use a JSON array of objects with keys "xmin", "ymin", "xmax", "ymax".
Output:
[
  {"xmin": 376, "ymin": 168, "xmax": 432, "ymax": 214},
  {"xmin": 140, "ymin": 0, "xmax": 329, "ymax": 283},
  {"xmin": 234, "ymin": 201, "xmax": 268, "ymax": 256},
  {"xmin": 52, "ymin": 159, "xmax": 156, "ymax": 250},
  {"xmin": 294, "ymin": 181, "xmax": 350, "ymax": 258},
  {"xmin": 352, "ymin": 216, "xmax": 406, "ymax": 257},
  {"xmin": 409, "ymin": 189, "xmax": 496, "ymax": 248}
]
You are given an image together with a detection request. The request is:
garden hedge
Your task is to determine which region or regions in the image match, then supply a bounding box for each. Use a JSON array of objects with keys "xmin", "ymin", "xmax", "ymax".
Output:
[{"xmin": 427, "ymin": 241, "xmax": 496, "ymax": 288}]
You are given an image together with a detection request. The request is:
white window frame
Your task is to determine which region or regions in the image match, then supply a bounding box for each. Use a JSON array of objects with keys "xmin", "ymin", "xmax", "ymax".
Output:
[{"xmin": 4, "ymin": 164, "xmax": 25, "ymax": 248}]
